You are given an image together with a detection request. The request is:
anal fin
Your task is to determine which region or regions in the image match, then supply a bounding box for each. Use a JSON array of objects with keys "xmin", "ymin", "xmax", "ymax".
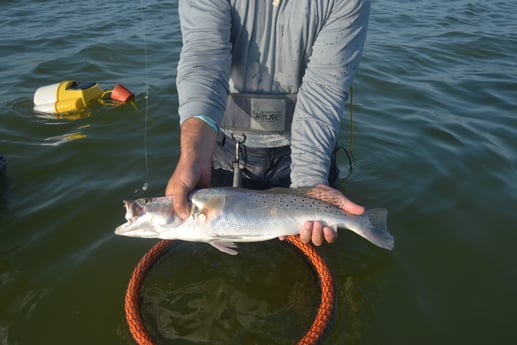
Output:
[{"xmin": 209, "ymin": 241, "xmax": 239, "ymax": 255}]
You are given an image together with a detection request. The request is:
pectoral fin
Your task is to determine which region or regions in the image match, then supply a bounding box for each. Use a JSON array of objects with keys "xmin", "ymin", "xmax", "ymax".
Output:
[
  {"xmin": 209, "ymin": 240, "xmax": 238, "ymax": 255},
  {"xmin": 200, "ymin": 195, "xmax": 225, "ymax": 221}
]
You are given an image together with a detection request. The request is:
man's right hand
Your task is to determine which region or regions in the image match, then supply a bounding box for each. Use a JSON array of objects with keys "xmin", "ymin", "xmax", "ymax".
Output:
[{"xmin": 165, "ymin": 117, "xmax": 217, "ymax": 219}]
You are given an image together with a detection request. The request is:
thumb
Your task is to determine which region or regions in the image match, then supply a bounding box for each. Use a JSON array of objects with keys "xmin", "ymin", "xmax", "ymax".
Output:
[
  {"xmin": 173, "ymin": 187, "xmax": 190, "ymax": 219},
  {"xmin": 341, "ymin": 197, "xmax": 365, "ymax": 215},
  {"xmin": 166, "ymin": 179, "xmax": 191, "ymax": 220}
]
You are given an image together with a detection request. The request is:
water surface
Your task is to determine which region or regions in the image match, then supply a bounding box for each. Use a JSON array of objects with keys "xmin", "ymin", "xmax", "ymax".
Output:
[{"xmin": 1, "ymin": 0, "xmax": 516, "ymax": 344}]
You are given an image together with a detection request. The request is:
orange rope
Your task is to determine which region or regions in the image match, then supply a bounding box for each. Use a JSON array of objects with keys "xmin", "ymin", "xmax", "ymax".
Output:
[
  {"xmin": 125, "ymin": 240, "xmax": 172, "ymax": 345},
  {"xmin": 285, "ymin": 236, "xmax": 335, "ymax": 345},
  {"xmin": 124, "ymin": 237, "xmax": 335, "ymax": 345}
]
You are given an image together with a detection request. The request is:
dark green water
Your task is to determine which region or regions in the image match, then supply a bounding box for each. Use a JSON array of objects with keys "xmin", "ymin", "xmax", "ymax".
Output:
[{"xmin": 1, "ymin": 0, "xmax": 516, "ymax": 344}]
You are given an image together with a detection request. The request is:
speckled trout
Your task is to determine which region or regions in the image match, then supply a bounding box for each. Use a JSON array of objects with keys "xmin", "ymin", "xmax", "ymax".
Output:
[{"xmin": 115, "ymin": 187, "xmax": 394, "ymax": 255}]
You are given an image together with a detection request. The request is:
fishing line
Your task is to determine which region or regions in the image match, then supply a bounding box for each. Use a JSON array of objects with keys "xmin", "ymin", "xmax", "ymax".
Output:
[
  {"xmin": 348, "ymin": 84, "xmax": 355, "ymax": 156},
  {"xmin": 127, "ymin": 0, "xmax": 150, "ymax": 198},
  {"xmin": 139, "ymin": 0, "xmax": 150, "ymax": 193}
]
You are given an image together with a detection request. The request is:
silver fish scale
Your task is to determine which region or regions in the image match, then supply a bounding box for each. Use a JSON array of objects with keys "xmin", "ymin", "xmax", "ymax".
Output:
[{"xmin": 197, "ymin": 188, "xmax": 349, "ymax": 239}]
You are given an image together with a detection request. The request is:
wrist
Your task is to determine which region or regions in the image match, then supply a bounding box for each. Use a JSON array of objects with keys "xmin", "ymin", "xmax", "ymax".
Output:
[{"xmin": 179, "ymin": 117, "xmax": 217, "ymax": 165}]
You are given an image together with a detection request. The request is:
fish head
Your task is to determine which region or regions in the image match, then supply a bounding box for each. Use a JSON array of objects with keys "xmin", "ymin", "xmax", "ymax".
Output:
[
  {"xmin": 114, "ymin": 191, "xmax": 227, "ymax": 240},
  {"xmin": 114, "ymin": 196, "xmax": 185, "ymax": 238}
]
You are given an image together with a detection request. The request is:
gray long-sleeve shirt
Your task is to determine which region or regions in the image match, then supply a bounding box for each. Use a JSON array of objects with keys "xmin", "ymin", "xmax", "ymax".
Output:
[{"xmin": 177, "ymin": 0, "xmax": 370, "ymax": 187}]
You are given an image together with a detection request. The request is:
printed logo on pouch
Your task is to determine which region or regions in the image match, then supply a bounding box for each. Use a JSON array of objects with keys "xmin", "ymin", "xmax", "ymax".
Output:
[
  {"xmin": 250, "ymin": 98, "xmax": 286, "ymax": 132},
  {"xmin": 253, "ymin": 110, "xmax": 281, "ymax": 122}
]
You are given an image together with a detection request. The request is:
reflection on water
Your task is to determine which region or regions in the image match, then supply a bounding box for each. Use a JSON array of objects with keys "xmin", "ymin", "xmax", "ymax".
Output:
[
  {"xmin": 34, "ymin": 111, "xmax": 93, "ymax": 122},
  {"xmin": 41, "ymin": 125, "xmax": 90, "ymax": 146}
]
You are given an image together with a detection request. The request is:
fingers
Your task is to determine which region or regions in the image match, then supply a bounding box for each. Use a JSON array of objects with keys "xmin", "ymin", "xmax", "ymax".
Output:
[
  {"xmin": 300, "ymin": 221, "xmax": 337, "ymax": 246},
  {"xmin": 314, "ymin": 183, "xmax": 365, "ymax": 215},
  {"xmin": 323, "ymin": 226, "xmax": 338, "ymax": 243},
  {"xmin": 300, "ymin": 221, "xmax": 313, "ymax": 244},
  {"xmin": 311, "ymin": 221, "xmax": 324, "ymax": 246},
  {"xmin": 172, "ymin": 186, "xmax": 190, "ymax": 220},
  {"xmin": 165, "ymin": 174, "xmax": 191, "ymax": 220},
  {"xmin": 341, "ymin": 197, "xmax": 365, "ymax": 215},
  {"xmin": 298, "ymin": 184, "xmax": 361, "ymax": 246}
]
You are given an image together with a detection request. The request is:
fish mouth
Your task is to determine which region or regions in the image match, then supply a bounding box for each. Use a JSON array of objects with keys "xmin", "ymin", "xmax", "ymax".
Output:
[
  {"xmin": 114, "ymin": 223, "xmax": 131, "ymax": 235},
  {"xmin": 114, "ymin": 221, "xmax": 160, "ymax": 238}
]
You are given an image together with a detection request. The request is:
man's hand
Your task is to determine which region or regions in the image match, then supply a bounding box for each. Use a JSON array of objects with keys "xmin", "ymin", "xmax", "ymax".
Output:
[
  {"xmin": 283, "ymin": 184, "xmax": 365, "ymax": 246},
  {"xmin": 165, "ymin": 117, "xmax": 217, "ymax": 219}
]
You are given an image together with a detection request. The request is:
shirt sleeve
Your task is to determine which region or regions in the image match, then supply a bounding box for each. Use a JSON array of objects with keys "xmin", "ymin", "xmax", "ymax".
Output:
[
  {"xmin": 290, "ymin": 0, "xmax": 370, "ymax": 188},
  {"xmin": 177, "ymin": 0, "xmax": 232, "ymax": 125}
]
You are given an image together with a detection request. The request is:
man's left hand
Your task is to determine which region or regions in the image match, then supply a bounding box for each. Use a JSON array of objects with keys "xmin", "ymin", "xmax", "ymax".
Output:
[{"xmin": 282, "ymin": 184, "xmax": 365, "ymax": 246}]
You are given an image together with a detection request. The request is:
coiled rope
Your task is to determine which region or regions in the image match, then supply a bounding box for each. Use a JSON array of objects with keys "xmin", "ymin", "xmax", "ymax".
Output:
[{"xmin": 124, "ymin": 236, "xmax": 335, "ymax": 345}]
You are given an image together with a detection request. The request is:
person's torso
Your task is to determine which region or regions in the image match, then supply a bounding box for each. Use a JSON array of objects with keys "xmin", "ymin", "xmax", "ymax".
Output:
[{"xmin": 228, "ymin": 0, "xmax": 331, "ymax": 93}]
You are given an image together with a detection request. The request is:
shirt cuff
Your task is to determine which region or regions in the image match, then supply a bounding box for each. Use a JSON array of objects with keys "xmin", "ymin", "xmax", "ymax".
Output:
[{"xmin": 192, "ymin": 115, "xmax": 219, "ymax": 134}]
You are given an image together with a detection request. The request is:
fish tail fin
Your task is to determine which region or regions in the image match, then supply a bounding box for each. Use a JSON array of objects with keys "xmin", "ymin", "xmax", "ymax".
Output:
[{"xmin": 362, "ymin": 208, "xmax": 395, "ymax": 250}]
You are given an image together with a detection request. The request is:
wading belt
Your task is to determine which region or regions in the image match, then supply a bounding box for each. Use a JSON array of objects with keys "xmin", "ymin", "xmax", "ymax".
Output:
[{"xmin": 222, "ymin": 93, "xmax": 297, "ymax": 187}]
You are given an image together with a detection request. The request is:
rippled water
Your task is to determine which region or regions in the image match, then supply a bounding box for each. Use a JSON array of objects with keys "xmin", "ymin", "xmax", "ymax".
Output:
[{"xmin": 1, "ymin": 0, "xmax": 516, "ymax": 344}]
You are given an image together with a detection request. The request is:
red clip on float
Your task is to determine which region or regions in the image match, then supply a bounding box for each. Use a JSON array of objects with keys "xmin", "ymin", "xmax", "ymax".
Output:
[
  {"xmin": 111, "ymin": 84, "xmax": 134, "ymax": 102},
  {"xmin": 100, "ymin": 83, "xmax": 137, "ymax": 109}
]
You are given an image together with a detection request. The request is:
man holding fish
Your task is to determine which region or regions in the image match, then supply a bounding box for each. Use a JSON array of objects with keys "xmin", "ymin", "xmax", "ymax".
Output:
[{"xmin": 165, "ymin": 0, "xmax": 373, "ymax": 247}]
